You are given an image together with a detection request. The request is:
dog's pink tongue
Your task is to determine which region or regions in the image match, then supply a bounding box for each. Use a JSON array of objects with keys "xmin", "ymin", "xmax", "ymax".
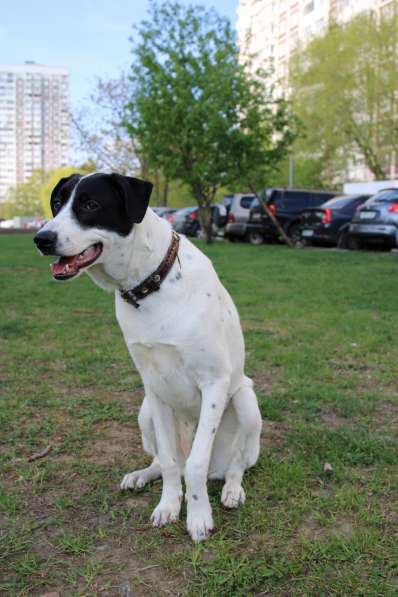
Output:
[{"xmin": 51, "ymin": 254, "xmax": 79, "ymax": 276}]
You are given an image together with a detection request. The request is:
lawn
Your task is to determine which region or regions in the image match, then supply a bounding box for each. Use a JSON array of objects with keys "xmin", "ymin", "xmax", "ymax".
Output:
[{"xmin": 1, "ymin": 234, "xmax": 398, "ymax": 596}]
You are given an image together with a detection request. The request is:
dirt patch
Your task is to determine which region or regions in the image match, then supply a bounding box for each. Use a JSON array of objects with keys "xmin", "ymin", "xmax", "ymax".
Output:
[
  {"xmin": 320, "ymin": 410, "xmax": 350, "ymax": 429},
  {"xmin": 83, "ymin": 421, "xmax": 139, "ymax": 465},
  {"xmin": 379, "ymin": 500, "xmax": 398, "ymax": 533},
  {"xmin": 330, "ymin": 518, "xmax": 355, "ymax": 539},
  {"xmin": 261, "ymin": 419, "xmax": 289, "ymax": 448},
  {"xmin": 253, "ymin": 372, "xmax": 274, "ymax": 393},
  {"xmin": 329, "ymin": 357, "xmax": 371, "ymax": 374},
  {"xmin": 83, "ymin": 544, "xmax": 182, "ymax": 597},
  {"xmin": 374, "ymin": 400, "xmax": 398, "ymax": 425},
  {"xmin": 298, "ymin": 513, "xmax": 355, "ymax": 542},
  {"xmin": 31, "ymin": 543, "xmax": 182, "ymax": 597},
  {"xmin": 18, "ymin": 476, "xmax": 182, "ymax": 596}
]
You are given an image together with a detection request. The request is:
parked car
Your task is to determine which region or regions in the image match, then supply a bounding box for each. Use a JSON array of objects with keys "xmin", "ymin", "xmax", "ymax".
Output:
[
  {"xmin": 349, "ymin": 188, "xmax": 398, "ymax": 249},
  {"xmin": 245, "ymin": 188, "xmax": 337, "ymax": 245},
  {"xmin": 0, "ymin": 219, "xmax": 17, "ymax": 229},
  {"xmin": 152, "ymin": 207, "xmax": 178, "ymax": 219},
  {"xmin": 299, "ymin": 194, "xmax": 370, "ymax": 248},
  {"xmin": 223, "ymin": 194, "xmax": 256, "ymax": 241},
  {"xmin": 24, "ymin": 218, "xmax": 47, "ymax": 230},
  {"xmin": 169, "ymin": 205, "xmax": 227, "ymax": 237},
  {"xmin": 168, "ymin": 207, "xmax": 198, "ymax": 235}
]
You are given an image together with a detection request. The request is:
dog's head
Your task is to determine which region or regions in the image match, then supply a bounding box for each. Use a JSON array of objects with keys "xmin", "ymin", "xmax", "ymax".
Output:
[{"xmin": 34, "ymin": 173, "xmax": 153, "ymax": 281}]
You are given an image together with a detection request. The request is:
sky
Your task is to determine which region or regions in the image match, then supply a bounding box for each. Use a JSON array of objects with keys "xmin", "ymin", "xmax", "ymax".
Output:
[{"xmin": 0, "ymin": 0, "xmax": 238, "ymax": 109}]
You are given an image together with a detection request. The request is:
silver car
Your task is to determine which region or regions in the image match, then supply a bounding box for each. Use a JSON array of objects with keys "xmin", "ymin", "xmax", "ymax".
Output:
[
  {"xmin": 349, "ymin": 188, "xmax": 398, "ymax": 249},
  {"xmin": 224, "ymin": 194, "xmax": 256, "ymax": 241}
]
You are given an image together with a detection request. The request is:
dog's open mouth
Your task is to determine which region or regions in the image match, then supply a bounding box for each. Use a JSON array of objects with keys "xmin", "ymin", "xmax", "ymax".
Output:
[{"xmin": 51, "ymin": 243, "xmax": 103, "ymax": 280}]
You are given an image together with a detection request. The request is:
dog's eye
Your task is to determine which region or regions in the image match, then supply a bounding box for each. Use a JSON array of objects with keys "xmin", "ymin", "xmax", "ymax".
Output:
[
  {"xmin": 82, "ymin": 199, "xmax": 100, "ymax": 211},
  {"xmin": 52, "ymin": 199, "xmax": 62, "ymax": 213}
]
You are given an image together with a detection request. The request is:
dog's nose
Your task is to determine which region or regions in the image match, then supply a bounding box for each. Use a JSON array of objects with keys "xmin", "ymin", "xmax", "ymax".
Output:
[{"xmin": 34, "ymin": 230, "xmax": 58, "ymax": 254}]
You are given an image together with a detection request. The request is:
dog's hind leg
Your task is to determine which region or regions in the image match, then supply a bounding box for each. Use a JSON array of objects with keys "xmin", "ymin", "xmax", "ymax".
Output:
[
  {"xmin": 220, "ymin": 377, "xmax": 262, "ymax": 509},
  {"xmin": 120, "ymin": 397, "xmax": 161, "ymax": 490},
  {"xmin": 120, "ymin": 457, "xmax": 161, "ymax": 490}
]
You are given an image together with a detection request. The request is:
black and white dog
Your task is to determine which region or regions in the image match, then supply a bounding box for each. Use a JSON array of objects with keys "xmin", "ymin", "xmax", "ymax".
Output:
[{"xmin": 34, "ymin": 172, "xmax": 262, "ymax": 542}]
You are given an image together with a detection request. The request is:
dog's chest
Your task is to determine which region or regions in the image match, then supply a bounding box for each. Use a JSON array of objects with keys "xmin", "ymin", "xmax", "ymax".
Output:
[{"xmin": 128, "ymin": 341, "xmax": 202, "ymax": 418}]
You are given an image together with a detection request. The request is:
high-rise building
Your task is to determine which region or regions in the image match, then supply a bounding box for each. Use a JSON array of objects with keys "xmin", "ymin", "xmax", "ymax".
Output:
[
  {"xmin": 0, "ymin": 62, "xmax": 69, "ymax": 202},
  {"xmin": 236, "ymin": 0, "xmax": 396, "ymax": 182},
  {"xmin": 237, "ymin": 0, "xmax": 396, "ymax": 87}
]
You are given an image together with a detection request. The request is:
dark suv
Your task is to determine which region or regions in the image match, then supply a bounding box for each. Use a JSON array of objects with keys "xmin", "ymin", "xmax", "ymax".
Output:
[{"xmin": 246, "ymin": 188, "xmax": 336, "ymax": 244}]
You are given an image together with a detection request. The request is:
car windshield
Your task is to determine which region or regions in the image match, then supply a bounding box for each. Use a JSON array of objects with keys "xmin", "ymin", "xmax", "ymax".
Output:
[
  {"xmin": 176, "ymin": 207, "xmax": 196, "ymax": 216},
  {"xmin": 322, "ymin": 195, "xmax": 355, "ymax": 209},
  {"xmin": 372, "ymin": 189, "xmax": 398, "ymax": 202},
  {"xmin": 240, "ymin": 196, "xmax": 255, "ymax": 209}
]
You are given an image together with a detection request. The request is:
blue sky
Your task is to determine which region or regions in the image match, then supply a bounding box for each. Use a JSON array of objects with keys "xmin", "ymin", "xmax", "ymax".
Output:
[{"xmin": 0, "ymin": 0, "xmax": 238, "ymax": 109}]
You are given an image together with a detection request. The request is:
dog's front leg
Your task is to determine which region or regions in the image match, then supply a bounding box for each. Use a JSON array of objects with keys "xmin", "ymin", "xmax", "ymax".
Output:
[
  {"xmin": 147, "ymin": 394, "xmax": 183, "ymax": 527},
  {"xmin": 185, "ymin": 378, "xmax": 229, "ymax": 542}
]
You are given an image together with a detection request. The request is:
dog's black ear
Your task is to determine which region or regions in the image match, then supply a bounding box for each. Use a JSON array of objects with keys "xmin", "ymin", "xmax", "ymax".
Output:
[
  {"xmin": 109, "ymin": 173, "xmax": 152, "ymax": 223},
  {"xmin": 51, "ymin": 173, "xmax": 82, "ymax": 202}
]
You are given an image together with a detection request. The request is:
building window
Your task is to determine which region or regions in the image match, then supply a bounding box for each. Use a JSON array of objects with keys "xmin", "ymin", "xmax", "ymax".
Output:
[
  {"xmin": 290, "ymin": 8, "xmax": 299, "ymax": 27},
  {"xmin": 304, "ymin": 1, "xmax": 315, "ymax": 15}
]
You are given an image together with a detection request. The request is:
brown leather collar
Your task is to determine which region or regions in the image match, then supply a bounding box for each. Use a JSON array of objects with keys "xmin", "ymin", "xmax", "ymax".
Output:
[{"xmin": 120, "ymin": 231, "xmax": 180, "ymax": 308}]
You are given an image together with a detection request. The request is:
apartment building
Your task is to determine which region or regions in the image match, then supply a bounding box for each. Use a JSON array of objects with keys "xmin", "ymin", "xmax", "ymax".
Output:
[
  {"xmin": 0, "ymin": 62, "xmax": 69, "ymax": 201},
  {"xmin": 237, "ymin": 0, "xmax": 396, "ymax": 85},
  {"xmin": 237, "ymin": 0, "xmax": 397, "ymax": 182}
]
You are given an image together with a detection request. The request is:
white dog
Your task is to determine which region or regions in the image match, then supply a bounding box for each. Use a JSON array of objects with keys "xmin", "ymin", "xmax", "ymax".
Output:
[{"xmin": 34, "ymin": 172, "xmax": 262, "ymax": 541}]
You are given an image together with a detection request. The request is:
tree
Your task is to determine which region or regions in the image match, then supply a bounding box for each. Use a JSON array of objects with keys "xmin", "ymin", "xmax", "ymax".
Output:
[
  {"xmin": 125, "ymin": 0, "xmax": 298, "ymax": 242},
  {"xmin": 265, "ymin": 155, "xmax": 327, "ymax": 190},
  {"xmin": 0, "ymin": 164, "xmax": 97, "ymax": 220},
  {"xmin": 1, "ymin": 171, "xmax": 45, "ymax": 218},
  {"xmin": 290, "ymin": 11, "xmax": 398, "ymax": 185},
  {"xmin": 73, "ymin": 72, "xmax": 188, "ymax": 207},
  {"xmin": 72, "ymin": 73, "xmax": 140, "ymax": 176}
]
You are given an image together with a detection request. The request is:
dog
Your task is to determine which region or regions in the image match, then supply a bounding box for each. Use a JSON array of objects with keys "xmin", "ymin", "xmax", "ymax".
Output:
[{"xmin": 34, "ymin": 172, "xmax": 262, "ymax": 541}]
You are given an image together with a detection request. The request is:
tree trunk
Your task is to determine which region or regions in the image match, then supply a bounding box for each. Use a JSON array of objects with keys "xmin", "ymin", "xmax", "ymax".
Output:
[
  {"xmin": 162, "ymin": 177, "xmax": 169, "ymax": 207},
  {"xmin": 154, "ymin": 170, "xmax": 160, "ymax": 204},
  {"xmin": 348, "ymin": 118, "xmax": 387, "ymax": 180},
  {"xmin": 198, "ymin": 204, "xmax": 213, "ymax": 244},
  {"xmin": 191, "ymin": 184, "xmax": 214, "ymax": 244},
  {"xmin": 247, "ymin": 184, "xmax": 295, "ymax": 248}
]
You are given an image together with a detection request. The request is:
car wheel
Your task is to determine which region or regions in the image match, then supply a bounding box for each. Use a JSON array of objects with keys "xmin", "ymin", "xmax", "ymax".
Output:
[
  {"xmin": 247, "ymin": 231, "xmax": 264, "ymax": 245},
  {"xmin": 300, "ymin": 238, "xmax": 313, "ymax": 247},
  {"xmin": 337, "ymin": 229, "xmax": 350, "ymax": 249},
  {"xmin": 287, "ymin": 222, "xmax": 302, "ymax": 244},
  {"xmin": 347, "ymin": 236, "xmax": 362, "ymax": 250}
]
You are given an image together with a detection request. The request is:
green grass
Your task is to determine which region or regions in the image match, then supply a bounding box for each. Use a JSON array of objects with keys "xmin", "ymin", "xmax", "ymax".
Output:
[{"xmin": 1, "ymin": 234, "xmax": 398, "ymax": 596}]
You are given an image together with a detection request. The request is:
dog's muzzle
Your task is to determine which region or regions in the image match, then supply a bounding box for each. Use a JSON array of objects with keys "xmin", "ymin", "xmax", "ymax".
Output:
[{"xmin": 34, "ymin": 230, "xmax": 58, "ymax": 255}]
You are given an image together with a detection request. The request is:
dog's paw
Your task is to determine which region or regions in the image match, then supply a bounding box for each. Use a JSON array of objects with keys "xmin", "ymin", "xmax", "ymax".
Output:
[
  {"xmin": 151, "ymin": 499, "xmax": 181, "ymax": 527},
  {"xmin": 221, "ymin": 482, "xmax": 246, "ymax": 509},
  {"xmin": 120, "ymin": 470, "xmax": 149, "ymax": 490},
  {"xmin": 187, "ymin": 506, "xmax": 214, "ymax": 542}
]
